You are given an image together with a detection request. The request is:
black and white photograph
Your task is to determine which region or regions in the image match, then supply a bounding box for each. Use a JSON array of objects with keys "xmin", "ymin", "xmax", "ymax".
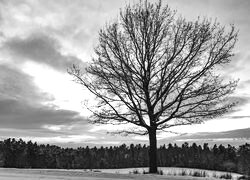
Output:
[{"xmin": 0, "ymin": 0, "xmax": 249, "ymax": 179}]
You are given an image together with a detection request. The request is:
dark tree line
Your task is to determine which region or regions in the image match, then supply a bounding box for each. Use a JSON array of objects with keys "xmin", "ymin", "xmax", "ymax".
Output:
[{"xmin": 0, "ymin": 138, "xmax": 249, "ymax": 175}]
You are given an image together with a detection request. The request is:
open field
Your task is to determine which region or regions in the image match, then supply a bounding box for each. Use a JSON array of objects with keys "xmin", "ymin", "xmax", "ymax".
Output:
[
  {"xmin": 95, "ymin": 167, "xmax": 243, "ymax": 179},
  {"xmin": 0, "ymin": 168, "xmax": 243, "ymax": 180}
]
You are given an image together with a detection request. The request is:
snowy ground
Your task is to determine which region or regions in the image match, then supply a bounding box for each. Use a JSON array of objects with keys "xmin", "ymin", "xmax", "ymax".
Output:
[
  {"xmin": 96, "ymin": 167, "xmax": 243, "ymax": 179},
  {"xmin": 0, "ymin": 167, "xmax": 243, "ymax": 180}
]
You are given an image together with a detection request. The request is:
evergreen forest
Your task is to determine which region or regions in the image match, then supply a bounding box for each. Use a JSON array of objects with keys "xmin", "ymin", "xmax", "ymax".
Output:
[{"xmin": 0, "ymin": 138, "xmax": 249, "ymax": 176}]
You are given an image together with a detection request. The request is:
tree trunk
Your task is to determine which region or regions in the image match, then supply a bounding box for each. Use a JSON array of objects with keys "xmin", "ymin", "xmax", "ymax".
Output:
[{"xmin": 148, "ymin": 127, "xmax": 157, "ymax": 173}]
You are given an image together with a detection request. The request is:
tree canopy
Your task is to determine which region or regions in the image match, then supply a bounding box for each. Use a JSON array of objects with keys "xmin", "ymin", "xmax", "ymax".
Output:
[
  {"xmin": 70, "ymin": 1, "xmax": 237, "ymax": 134},
  {"xmin": 69, "ymin": 0, "xmax": 238, "ymax": 173}
]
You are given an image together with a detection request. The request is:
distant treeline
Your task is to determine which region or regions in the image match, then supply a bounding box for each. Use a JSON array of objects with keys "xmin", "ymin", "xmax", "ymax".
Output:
[{"xmin": 0, "ymin": 138, "xmax": 249, "ymax": 175}]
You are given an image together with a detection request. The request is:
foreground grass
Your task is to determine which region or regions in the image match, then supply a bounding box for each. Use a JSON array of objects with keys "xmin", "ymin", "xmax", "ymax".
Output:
[
  {"xmin": 0, "ymin": 167, "xmax": 245, "ymax": 180},
  {"xmin": 94, "ymin": 167, "xmax": 243, "ymax": 179}
]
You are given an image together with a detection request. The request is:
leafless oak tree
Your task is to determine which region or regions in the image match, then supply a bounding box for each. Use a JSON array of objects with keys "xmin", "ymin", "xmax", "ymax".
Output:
[{"xmin": 69, "ymin": 0, "xmax": 238, "ymax": 173}]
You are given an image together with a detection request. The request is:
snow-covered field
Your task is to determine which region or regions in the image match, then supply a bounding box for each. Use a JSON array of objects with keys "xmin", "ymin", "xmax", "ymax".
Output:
[
  {"xmin": 95, "ymin": 167, "xmax": 243, "ymax": 179},
  {"xmin": 0, "ymin": 167, "xmax": 243, "ymax": 180}
]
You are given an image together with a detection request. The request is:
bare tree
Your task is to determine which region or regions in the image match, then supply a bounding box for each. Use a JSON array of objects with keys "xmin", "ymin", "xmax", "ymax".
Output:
[{"xmin": 69, "ymin": 0, "xmax": 238, "ymax": 173}]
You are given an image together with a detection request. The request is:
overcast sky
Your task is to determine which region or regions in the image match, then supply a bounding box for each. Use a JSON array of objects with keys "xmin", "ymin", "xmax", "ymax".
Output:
[{"xmin": 0, "ymin": 0, "xmax": 250, "ymax": 147}]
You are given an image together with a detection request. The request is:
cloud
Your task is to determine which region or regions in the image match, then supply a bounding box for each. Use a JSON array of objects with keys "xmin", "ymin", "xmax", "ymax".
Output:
[
  {"xmin": 4, "ymin": 34, "xmax": 85, "ymax": 72},
  {"xmin": 169, "ymin": 127, "xmax": 250, "ymax": 141},
  {"xmin": 0, "ymin": 98, "xmax": 85, "ymax": 129},
  {"xmin": 165, "ymin": 0, "xmax": 250, "ymax": 82},
  {"xmin": 223, "ymin": 95, "xmax": 250, "ymax": 115},
  {"xmin": 0, "ymin": 0, "xmax": 126, "ymax": 64},
  {"xmin": 0, "ymin": 64, "xmax": 51, "ymax": 103},
  {"xmin": 229, "ymin": 96, "xmax": 250, "ymax": 107},
  {"xmin": 229, "ymin": 116, "xmax": 250, "ymax": 119},
  {"xmin": 0, "ymin": 64, "xmax": 90, "ymax": 136},
  {"xmin": 221, "ymin": 52, "xmax": 250, "ymax": 80},
  {"xmin": 237, "ymin": 79, "xmax": 250, "ymax": 92}
]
